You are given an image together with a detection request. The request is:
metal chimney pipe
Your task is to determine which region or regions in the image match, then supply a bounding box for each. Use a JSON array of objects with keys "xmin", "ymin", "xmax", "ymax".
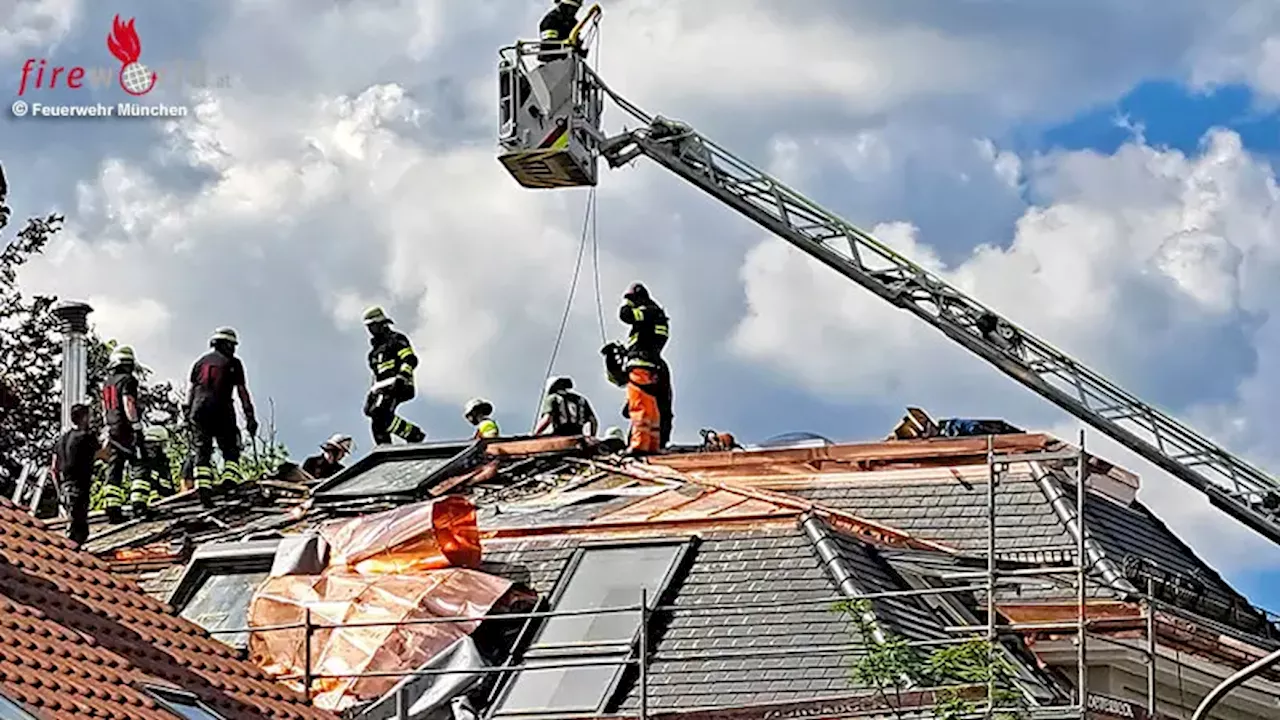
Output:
[{"xmin": 50, "ymin": 301, "xmax": 93, "ymax": 430}]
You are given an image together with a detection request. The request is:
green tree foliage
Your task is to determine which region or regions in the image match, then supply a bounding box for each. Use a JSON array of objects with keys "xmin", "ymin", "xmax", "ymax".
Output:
[
  {"xmin": 0, "ymin": 164, "xmax": 291, "ymax": 514},
  {"xmin": 0, "ymin": 164, "xmax": 65, "ymax": 495},
  {"xmin": 836, "ymin": 598, "xmax": 1027, "ymax": 719}
]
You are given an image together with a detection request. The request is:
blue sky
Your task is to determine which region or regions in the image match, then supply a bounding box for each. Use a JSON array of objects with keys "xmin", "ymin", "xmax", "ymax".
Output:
[{"xmin": 5, "ymin": 0, "xmax": 1280, "ymax": 615}]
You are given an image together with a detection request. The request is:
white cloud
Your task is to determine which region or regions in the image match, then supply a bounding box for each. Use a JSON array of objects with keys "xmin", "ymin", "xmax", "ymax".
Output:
[
  {"xmin": 0, "ymin": 0, "xmax": 79, "ymax": 57},
  {"xmin": 733, "ymin": 128, "xmax": 1280, "ymax": 578},
  {"xmin": 734, "ymin": 129, "xmax": 1279, "ymax": 405},
  {"xmin": 85, "ymin": 295, "xmax": 172, "ymax": 346}
]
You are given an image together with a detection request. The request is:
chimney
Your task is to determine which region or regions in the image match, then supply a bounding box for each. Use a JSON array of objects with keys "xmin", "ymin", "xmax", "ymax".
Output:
[{"xmin": 50, "ymin": 301, "xmax": 93, "ymax": 430}]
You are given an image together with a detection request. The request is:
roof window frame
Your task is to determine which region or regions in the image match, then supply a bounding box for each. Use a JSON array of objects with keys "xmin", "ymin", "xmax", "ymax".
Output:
[
  {"xmin": 0, "ymin": 691, "xmax": 38, "ymax": 720},
  {"xmin": 489, "ymin": 537, "xmax": 695, "ymax": 718},
  {"xmin": 168, "ymin": 538, "xmax": 282, "ymax": 649},
  {"xmin": 311, "ymin": 440, "xmax": 479, "ymax": 501},
  {"xmin": 143, "ymin": 685, "xmax": 228, "ymax": 720}
]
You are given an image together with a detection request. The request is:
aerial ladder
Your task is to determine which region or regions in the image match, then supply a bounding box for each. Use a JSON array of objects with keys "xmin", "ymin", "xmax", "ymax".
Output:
[{"xmin": 495, "ymin": 10, "xmax": 1280, "ymax": 548}]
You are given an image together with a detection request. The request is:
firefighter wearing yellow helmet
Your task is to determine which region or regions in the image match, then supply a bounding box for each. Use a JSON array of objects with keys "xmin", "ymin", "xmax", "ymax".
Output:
[
  {"xmin": 187, "ymin": 327, "xmax": 258, "ymax": 507},
  {"xmin": 362, "ymin": 306, "xmax": 426, "ymax": 445}
]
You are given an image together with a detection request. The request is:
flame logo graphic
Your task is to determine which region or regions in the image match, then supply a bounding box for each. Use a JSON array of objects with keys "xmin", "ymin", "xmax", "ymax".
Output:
[{"xmin": 106, "ymin": 15, "xmax": 156, "ymax": 96}]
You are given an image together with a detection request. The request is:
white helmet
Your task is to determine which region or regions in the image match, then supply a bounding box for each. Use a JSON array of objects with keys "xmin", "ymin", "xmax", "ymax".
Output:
[
  {"xmin": 322, "ymin": 433, "xmax": 353, "ymax": 455},
  {"xmin": 210, "ymin": 326, "xmax": 238, "ymax": 345},
  {"xmin": 464, "ymin": 398, "xmax": 493, "ymax": 419},
  {"xmin": 604, "ymin": 426, "xmax": 624, "ymax": 441},
  {"xmin": 108, "ymin": 345, "xmax": 136, "ymax": 368},
  {"xmin": 143, "ymin": 426, "xmax": 170, "ymax": 444}
]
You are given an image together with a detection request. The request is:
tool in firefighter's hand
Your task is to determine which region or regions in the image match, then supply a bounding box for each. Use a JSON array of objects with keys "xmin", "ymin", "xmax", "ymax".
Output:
[
  {"xmin": 363, "ymin": 377, "xmax": 400, "ymax": 417},
  {"xmin": 249, "ymin": 432, "xmax": 262, "ymax": 480}
]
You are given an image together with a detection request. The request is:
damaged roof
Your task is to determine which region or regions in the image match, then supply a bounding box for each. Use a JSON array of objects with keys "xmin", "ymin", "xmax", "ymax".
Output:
[{"xmin": 64, "ymin": 428, "xmax": 1280, "ymax": 717}]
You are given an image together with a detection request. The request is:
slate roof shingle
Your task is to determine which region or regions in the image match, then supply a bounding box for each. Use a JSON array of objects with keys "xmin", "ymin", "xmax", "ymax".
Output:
[
  {"xmin": 486, "ymin": 524, "xmax": 868, "ymax": 712},
  {"xmin": 0, "ymin": 500, "xmax": 334, "ymax": 720}
]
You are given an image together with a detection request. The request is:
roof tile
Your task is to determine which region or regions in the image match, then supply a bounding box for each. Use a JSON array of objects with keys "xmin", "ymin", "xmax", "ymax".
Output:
[{"xmin": 0, "ymin": 500, "xmax": 335, "ymax": 720}]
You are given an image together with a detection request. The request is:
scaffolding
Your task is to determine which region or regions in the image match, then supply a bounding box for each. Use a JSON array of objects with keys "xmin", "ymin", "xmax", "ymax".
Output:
[{"xmin": 205, "ymin": 432, "xmax": 1223, "ymax": 720}]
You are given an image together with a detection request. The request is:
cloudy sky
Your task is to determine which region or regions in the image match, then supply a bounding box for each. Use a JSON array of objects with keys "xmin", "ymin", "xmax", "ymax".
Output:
[{"xmin": 5, "ymin": 0, "xmax": 1280, "ymax": 609}]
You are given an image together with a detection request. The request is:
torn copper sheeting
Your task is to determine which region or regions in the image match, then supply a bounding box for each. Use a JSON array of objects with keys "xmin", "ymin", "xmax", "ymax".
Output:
[
  {"xmin": 483, "ymin": 434, "xmax": 590, "ymax": 457},
  {"xmin": 483, "ymin": 514, "xmax": 802, "ymax": 542},
  {"xmin": 658, "ymin": 489, "xmax": 754, "ymax": 521},
  {"xmin": 430, "ymin": 462, "xmax": 498, "ymax": 497},
  {"xmin": 650, "ymin": 433, "xmax": 1054, "ymax": 475},
  {"xmin": 687, "ymin": 464, "xmax": 999, "ymax": 491},
  {"xmin": 321, "ymin": 495, "xmax": 482, "ymax": 573},
  {"xmin": 249, "ymin": 567, "xmax": 513, "ymax": 711},
  {"xmin": 111, "ymin": 544, "xmax": 182, "ymax": 562}
]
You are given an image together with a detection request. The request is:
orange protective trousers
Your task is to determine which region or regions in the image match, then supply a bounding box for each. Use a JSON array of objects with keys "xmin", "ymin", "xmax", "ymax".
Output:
[{"xmin": 626, "ymin": 367, "xmax": 661, "ymax": 454}]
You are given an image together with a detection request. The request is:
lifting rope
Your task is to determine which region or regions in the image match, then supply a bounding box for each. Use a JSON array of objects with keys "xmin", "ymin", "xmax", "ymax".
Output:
[
  {"xmin": 533, "ymin": 188, "xmax": 606, "ymax": 426},
  {"xmin": 530, "ymin": 15, "xmax": 609, "ymax": 428}
]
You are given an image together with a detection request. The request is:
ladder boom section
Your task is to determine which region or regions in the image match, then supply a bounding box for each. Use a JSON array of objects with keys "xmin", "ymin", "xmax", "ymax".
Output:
[{"xmin": 588, "ymin": 74, "xmax": 1280, "ymax": 545}]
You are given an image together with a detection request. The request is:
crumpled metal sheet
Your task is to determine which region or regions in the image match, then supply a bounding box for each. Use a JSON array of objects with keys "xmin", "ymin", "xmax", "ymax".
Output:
[
  {"xmin": 322, "ymin": 495, "xmax": 482, "ymax": 573},
  {"xmin": 356, "ymin": 635, "xmax": 488, "ymax": 720},
  {"xmin": 247, "ymin": 497, "xmax": 510, "ymax": 711}
]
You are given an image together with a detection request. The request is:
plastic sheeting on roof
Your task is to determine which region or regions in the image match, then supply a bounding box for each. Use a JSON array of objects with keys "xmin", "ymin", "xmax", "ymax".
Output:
[{"xmin": 247, "ymin": 497, "xmax": 511, "ymax": 711}]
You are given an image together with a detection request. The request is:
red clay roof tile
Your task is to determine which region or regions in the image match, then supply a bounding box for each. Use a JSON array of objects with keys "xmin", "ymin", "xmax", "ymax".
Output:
[{"xmin": 0, "ymin": 499, "xmax": 335, "ymax": 720}]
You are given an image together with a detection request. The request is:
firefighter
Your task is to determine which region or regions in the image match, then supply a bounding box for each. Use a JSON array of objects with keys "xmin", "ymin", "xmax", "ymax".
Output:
[
  {"xmin": 187, "ymin": 327, "xmax": 257, "ymax": 507},
  {"xmin": 138, "ymin": 426, "xmax": 175, "ymax": 506},
  {"xmin": 101, "ymin": 345, "xmax": 143, "ymax": 522},
  {"xmin": 464, "ymin": 398, "xmax": 500, "ymax": 439},
  {"xmin": 363, "ymin": 306, "xmax": 427, "ymax": 445},
  {"xmin": 538, "ymin": 0, "xmax": 587, "ymax": 63},
  {"xmin": 534, "ymin": 376, "xmax": 598, "ymax": 437},
  {"xmin": 50, "ymin": 403, "xmax": 97, "ymax": 544},
  {"xmin": 303, "ymin": 434, "xmax": 353, "ymax": 480},
  {"xmin": 611, "ymin": 282, "xmax": 672, "ymax": 452}
]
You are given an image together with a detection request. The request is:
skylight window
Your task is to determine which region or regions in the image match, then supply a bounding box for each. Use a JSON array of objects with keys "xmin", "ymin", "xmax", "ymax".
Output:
[
  {"xmin": 169, "ymin": 539, "xmax": 280, "ymax": 649},
  {"xmin": 146, "ymin": 686, "xmax": 226, "ymax": 720},
  {"xmin": 493, "ymin": 540, "xmax": 691, "ymax": 717},
  {"xmin": 178, "ymin": 569, "xmax": 271, "ymax": 648},
  {"xmin": 0, "ymin": 692, "xmax": 37, "ymax": 720},
  {"xmin": 314, "ymin": 443, "xmax": 473, "ymax": 498}
]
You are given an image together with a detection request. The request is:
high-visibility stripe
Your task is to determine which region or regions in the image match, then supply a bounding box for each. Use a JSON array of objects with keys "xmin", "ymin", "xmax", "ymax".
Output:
[
  {"xmin": 477, "ymin": 419, "xmax": 499, "ymax": 438},
  {"xmin": 194, "ymin": 465, "xmax": 215, "ymax": 490},
  {"xmin": 223, "ymin": 461, "xmax": 243, "ymax": 485},
  {"xmin": 541, "ymin": 29, "xmax": 559, "ymax": 40},
  {"xmin": 397, "ymin": 347, "xmax": 414, "ymax": 359},
  {"xmin": 538, "ymin": 120, "xmax": 569, "ymax": 149},
  {"xmin": 377, "ymin": 360, "xmax": 397, "ymax": 372}
]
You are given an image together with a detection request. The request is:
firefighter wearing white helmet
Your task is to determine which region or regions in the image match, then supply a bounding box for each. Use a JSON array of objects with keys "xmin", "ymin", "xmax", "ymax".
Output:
[
  {"xmin": 464, "ymin": 398, "xmax": 500, "ymax": 439},
  {"xmin": 538, "ymin": 0, "xmax": 587, "ymax": 63},
  {"xmin": 186, "ymin": 326, "xmax": 258, "ymax": 507},
  {"xmin": 362, "ymin": 306, "xmax": 426, "ymax": 445},
  {"xmin": 303, "ymin": 433, "xmax": 353, "ymax": 480},
  {"xmin": 100, "ymin": 343, "xmax": 143, "ymax": 522},
  {"xmin": 534, "ymin": 376, "xmax": 598, "ymax": 437}
]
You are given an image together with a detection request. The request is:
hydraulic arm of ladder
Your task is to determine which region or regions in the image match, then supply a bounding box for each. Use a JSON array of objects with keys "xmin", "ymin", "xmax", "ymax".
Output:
[{"xmin": 583, "ymin": 67, "xmax": 1280, "ymax": 546}]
